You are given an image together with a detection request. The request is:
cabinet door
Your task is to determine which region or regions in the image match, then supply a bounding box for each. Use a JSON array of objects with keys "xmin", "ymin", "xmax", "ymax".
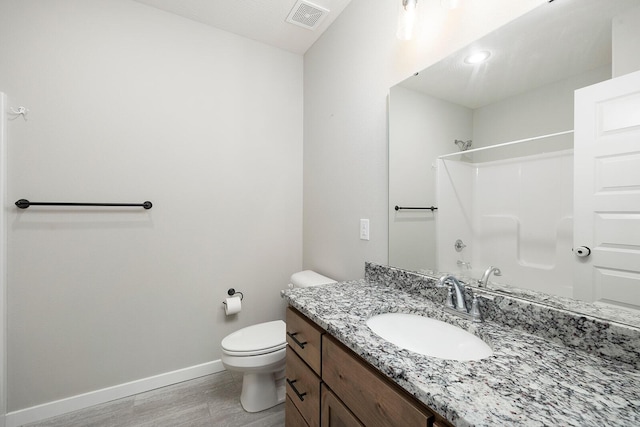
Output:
[
  {"xmin": 321, "ymin": 384, "xmax": 363, "ymax": 427},
  {"xmin": 322, "ymin": 336, "xmax": 432, "ymax": 427},
  {"xmin": 286, "ymin": 395, "xmax": 310, "ymax": 427}
]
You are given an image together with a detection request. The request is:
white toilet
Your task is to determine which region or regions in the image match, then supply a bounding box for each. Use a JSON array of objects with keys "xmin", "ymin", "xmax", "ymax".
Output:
[{"xmin": 221, "ymin": 270, "xmax": 336, "ymax": 412}]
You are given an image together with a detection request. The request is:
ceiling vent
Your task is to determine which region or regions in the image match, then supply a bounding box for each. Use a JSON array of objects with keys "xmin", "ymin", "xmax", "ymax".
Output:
[{"xmin": 286, "ymin": 0, "xmax": 329, "ymax": 30}]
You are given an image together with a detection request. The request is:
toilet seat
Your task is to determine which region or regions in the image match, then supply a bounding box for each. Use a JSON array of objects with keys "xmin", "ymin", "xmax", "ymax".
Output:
[{"xmin": 221, "ymin": 320, "xmax": 286, "ymax": 357}]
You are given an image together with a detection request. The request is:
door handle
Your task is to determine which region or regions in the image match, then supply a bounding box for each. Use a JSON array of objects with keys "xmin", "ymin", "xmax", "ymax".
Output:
[{"xmin": 574, "ymin": 246, "xmax": 591, "ymax": 257}]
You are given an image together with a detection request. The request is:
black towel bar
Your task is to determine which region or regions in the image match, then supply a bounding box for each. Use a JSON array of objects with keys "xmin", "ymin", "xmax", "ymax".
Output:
[
  {"xmin": 394, "ymin": 205, "xmax": 437, "ymax": 211},
  {"xmin": 15, "ymin": 199, "xmax": 152, "ymax": 209}
]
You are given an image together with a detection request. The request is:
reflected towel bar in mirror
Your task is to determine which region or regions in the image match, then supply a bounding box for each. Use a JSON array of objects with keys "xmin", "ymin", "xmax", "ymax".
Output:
[
  {"xmin": 15, "ymin": 199, "xmax": 153, "ymax": 209},
  {"xmin": 395, "ymin": 205, "xmax": 437, "ymax": 211}
]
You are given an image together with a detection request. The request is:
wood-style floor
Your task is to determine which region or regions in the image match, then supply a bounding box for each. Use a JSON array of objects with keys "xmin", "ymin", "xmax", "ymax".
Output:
[{"xmin": 23, "ymin": 371, "xmax": 284, "ymax": 427}]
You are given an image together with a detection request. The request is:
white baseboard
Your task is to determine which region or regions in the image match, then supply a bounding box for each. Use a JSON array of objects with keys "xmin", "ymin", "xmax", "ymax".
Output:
[{"xmin": 6, "ymin": 360, "xmax": 225, "ymax": 427}]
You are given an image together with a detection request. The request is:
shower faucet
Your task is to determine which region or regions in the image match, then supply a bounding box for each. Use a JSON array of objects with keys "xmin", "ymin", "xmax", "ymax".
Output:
[
  {"xmin": 478, "ymin": 266, "xmax": 502, "ymax": 287},
  {"xmin": 454, "ymin": 139, "xmax": 472, "ymax": 151}
]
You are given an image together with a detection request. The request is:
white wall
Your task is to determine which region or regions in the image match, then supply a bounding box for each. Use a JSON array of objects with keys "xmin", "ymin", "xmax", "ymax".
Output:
[
  {"xmin": 388, "ymin": 86, "xmax": 472, "ymax": 271},
  {"xmin": 303, "ymin": 0, "xmax": 545, "ymax": 281},
  {"xmin": 473, "ymin": 66, "xmax": 611, "ymax": 150},
  {"xmin": 613, "ymin": 5, "xmax": 640, "ymax": 77},
  {"xmin": 0, "ymin": 93, "xmax": 8, "ymax": 427},
  {"xmin": 0, "ymin": 0, "xmax": 302, "ymax": 412}
]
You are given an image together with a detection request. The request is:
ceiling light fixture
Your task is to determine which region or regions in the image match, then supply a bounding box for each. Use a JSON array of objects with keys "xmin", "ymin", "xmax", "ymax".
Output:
[
  {"xmin": 464, "ymin": 50, "xmax": 491, "ymax": 64},
  {"xmin": 397, "ymin": 0, "xmax": 418, "ymax": 41}
]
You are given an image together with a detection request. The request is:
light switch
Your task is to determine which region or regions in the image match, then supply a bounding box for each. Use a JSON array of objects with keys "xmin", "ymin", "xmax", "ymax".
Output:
[{"xmin": 360, "ymin": 219, "xmax": 370, "ymax": 240}]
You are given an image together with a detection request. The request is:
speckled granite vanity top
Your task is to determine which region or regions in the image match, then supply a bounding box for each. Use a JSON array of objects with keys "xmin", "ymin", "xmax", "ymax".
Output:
[{"xmin": 281, "ymin": 265, "xmax": 640, "ymax": 427}]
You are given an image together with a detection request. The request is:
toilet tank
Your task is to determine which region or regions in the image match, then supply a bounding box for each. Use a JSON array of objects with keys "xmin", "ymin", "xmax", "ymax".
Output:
[{"xmin": 289, "ymin": 270, "xmax": 337, "ymax": 288}]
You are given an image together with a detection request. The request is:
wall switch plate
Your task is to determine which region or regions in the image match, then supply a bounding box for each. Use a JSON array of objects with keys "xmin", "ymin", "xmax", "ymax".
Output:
[{"xmin": 360, "ymin": 219, "xmax": 370, "ymax": 240}]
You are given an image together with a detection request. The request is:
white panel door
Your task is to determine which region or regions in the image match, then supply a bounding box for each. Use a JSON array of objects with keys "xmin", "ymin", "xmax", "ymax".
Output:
[{"xmin": 574, "ymin": 70, "xmax": 640, "ymax": 310}]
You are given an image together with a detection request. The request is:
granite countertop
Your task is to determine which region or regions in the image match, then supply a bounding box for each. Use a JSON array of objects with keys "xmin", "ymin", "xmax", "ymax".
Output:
[{"xmin": 282, "ymin": 279, "xmax": 640, "ymax": 427}]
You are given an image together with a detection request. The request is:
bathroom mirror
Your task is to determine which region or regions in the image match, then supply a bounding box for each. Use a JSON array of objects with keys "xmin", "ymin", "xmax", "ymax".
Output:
[{"xmin": 388, "ymin": 0, "xmax": 640, "ymax": 327}]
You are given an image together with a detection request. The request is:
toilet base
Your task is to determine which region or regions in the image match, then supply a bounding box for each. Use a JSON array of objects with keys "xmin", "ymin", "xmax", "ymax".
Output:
[{"xmin": 240, "ymin": 369, "xmax": 286, "ymax": 412}]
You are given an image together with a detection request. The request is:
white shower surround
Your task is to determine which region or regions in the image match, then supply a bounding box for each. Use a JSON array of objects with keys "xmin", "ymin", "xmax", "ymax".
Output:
[{"xmin": 437, "ymin": 146, "xmax": 574, "ymax": 297}]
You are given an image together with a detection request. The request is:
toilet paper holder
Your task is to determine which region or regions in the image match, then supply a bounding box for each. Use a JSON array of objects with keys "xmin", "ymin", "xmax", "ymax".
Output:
[
  {"xmin": 224, "ymin": 288, "xmax": 244, "ymax": 303},
  {"xmin": 223, "ymin": 288, "xmax": 243, "ymax": 315}
]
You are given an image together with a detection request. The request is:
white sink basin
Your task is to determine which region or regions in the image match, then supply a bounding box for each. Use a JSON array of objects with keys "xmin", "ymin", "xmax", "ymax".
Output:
[{"xmin": 366, "ymin": 313, "xmax": 493, "ymax": 361}]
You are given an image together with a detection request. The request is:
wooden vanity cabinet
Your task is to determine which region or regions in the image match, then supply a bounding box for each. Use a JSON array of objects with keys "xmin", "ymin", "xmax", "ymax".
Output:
[
  {"xmin": 285, "ymin": 307, "xmax": 453, "ymax": 427},
  {"xmin": 286, "ymin": 307, "xmax": 324, "ymax": 427},
  {"xmin": 322, "ymin": 335, "xmax": 434, "ymax": 427}
]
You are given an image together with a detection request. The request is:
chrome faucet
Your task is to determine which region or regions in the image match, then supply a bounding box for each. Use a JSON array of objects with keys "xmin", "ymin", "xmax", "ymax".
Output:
[
  {"xmin": 438, "ymin": 275, "xmax": 467, "ymax": 312},
  {"xmin": 478, "ymin": 266, "xmax": 502, "ymax": 287},
  {"xmin": 438, "ymin": 274, "xmax": 483, "ymax": 322}
]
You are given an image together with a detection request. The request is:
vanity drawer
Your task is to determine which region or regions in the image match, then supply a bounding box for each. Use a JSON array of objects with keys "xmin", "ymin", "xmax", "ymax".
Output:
[
  {"xmin": 286, "ymin": 307, "xmax": 324, "ymax": 375},
  {"xmin": 286, "ymin": 348, "xmax": 321, "ymax": 427},
  {"xmin": 286, "ymin": 395, "xmax": 310, "ymax": 427},
  {"xmin": 322, "ymin": 335, "xmax": 433, "ymax": 427}
]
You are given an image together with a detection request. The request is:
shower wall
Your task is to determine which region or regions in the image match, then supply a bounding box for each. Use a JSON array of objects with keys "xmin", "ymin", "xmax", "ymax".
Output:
[{"xmin": 437, "ymin": 147, "xmax": 574, "ymax": 297}]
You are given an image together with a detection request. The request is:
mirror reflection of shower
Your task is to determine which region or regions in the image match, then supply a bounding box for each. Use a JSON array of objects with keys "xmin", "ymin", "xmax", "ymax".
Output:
[{"xmin": 454, "ymin": 139, "xmax": 472, "ymax": 151}]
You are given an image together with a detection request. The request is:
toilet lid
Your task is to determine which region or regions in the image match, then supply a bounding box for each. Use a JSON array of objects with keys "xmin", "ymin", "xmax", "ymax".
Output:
[{"xmin": 221, "ymin": 320, "xmax": 286, "ymax": 356}]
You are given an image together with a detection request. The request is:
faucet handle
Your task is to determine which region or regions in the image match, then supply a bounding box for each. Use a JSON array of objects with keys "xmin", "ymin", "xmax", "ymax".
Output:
[
  {"xmin": 446, "ymin": 288, "xmax": 455, "ymax": 309},
  {"xmin": 437, "ymin": 275, "xmax": 449, "ymax": 287},
  {"xmin": 470, "ymin": 295, "xmax": 482, "ymax": 322}
]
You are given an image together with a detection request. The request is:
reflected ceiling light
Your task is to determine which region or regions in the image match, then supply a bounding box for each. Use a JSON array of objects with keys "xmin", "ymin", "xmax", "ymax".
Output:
[
  {"xmin": 441, "ymin": 0, "xmax": 460, "ymax": 9},
  {"xmin": 397, "ymin": 0, "xmax": 418, "ymax": 41},
  {"xmin": 464, "ymin": 50, "xmax": 491, "ymax": 64}
]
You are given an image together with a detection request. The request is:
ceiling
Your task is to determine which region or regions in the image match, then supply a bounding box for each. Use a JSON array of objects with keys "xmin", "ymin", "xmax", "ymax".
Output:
[
  {"xmin": 399, "ymin": 0, "xmax": 640, "ymax": 109},
  {"xmin": 133, "ymin": 0, "xmax": 352, "ymax": 55}
]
